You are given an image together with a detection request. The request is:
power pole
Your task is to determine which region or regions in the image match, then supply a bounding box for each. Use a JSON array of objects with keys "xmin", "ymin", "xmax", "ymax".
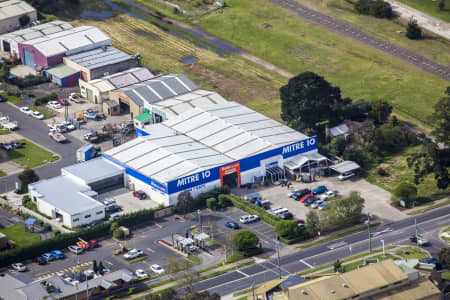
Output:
[
  {"xmin": 415, "ymin": 218, "xmax": 418, "ymax": 246},
  {"xmin": 367, "ymin": 214, "xmax": 372, "ymax": 252}
]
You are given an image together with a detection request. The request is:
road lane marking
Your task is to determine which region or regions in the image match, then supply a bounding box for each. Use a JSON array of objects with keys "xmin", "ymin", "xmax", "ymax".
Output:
[
  {"xmin": 147, "ymin": 247, "xmax": 155, "ymax": 253},
  {"xmin": 104, "ymin": 260, "xmax": 113, "ymax": 265},
  {"xmin": 327, "ymin": 241, "xmax": 347, "ymax": 250},
  {"xmin": 300, "ymin": 259, "xmax": 314, "ymax": 269},
  {"xmin": 155, "ymin": 223, "xmax": 162, "ymax": 228},
  {"xmin": 236, "ymin": 270, "xmax": 249, "ymax": 277}
]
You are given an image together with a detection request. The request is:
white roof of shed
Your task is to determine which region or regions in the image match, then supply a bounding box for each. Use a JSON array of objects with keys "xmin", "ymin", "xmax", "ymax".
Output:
[
  {"xmin": 87, "ymin": 67, "xmax": 154, "ymax": 93},
  {"xmin": 0, "ymin": 21, "xmax": 72, "ymax": 43},
  {"xmin": 106, "ymin": 102, "xmax": 309, "ymax": 184},
  {"xmin": 22, "ymin": 26, "xmax": 111, "ymax": 57},
  {"xmin": 62, "ymin": 157, "xmax": 124, "ymax": 184},
  {"xmin": 0, "ymin": 0, "xmax": 34, "ymax": 20}
]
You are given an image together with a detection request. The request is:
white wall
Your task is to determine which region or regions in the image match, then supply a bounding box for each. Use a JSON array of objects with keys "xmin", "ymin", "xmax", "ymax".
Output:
[
  {"xmin": 127, "ymin": 175, "xmax": 170, "ymax": 206},
  {"xmin": 65, "ymin": 207, "xmax": 105, "ymax": 228}
]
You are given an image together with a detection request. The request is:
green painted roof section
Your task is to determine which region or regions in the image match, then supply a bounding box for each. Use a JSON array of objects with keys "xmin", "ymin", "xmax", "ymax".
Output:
[
  {"xmin": 135, "ymin": 112, "xmax": 152, "ymax": 122},
  {"xmin": 46, "ymin": 64, "xmax": 79, "ymax": 78}
]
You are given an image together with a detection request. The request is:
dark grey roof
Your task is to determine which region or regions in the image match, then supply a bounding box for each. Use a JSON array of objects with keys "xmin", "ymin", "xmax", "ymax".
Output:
[
  {"xmin": 0, "ymin": 273, "xmax": 27, "ymax": 300},
  {"xmin": 117, "ymin": 74, "xmax": 198, "ymax": 107},
  {"xmin": 66, "ymin": 46, "xmax": 135, "ymax": 71},
  {"xmin": 279, "ymin": 275, "xmax": 308, "ymax": 289},
  {"xmin": 61, "ymin": 157, "xmax": 124, "ymax": 184},
  {"xmin": 104, "ymin": 100, "xmax": 120, "ymax": 107}
]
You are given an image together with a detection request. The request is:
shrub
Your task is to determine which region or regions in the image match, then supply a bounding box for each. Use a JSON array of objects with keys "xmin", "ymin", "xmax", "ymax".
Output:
[
  {"xmin": 233, "ymin": 230, "xmax": 259, "ymax": 254},
  {"xmin": 206, "ymin": 197, "xmax": 217, "ymax": 209},
  {"xmin": 228, "ymin": 194, "xmax": 280, "ymax": 226},
  {"xmin": 34, "ymin": 92, "xmax": 57, "ymax": 106},
  {"xmin": 11, "ymin": 75, "xmax": 49, "ymax": 89},
  {"xmin": 43, "ymin": 223, "xmax": 52, "ymax": 231},
  {"xmin": 406, "ymin": 17, "xmax": 422, "ymax": 40},
  {"xmin": 110, "ymin": 222, "xmax": 119, "ymax": 233},
  {"xmin": 377, "ymin": 167, "xmax": 389, "ymax": 176},
  {"xmin": 195, "ymin": 186, "xmax": 230, "ymax": 208},
  {"xmin": 113, "ymin": 228, "xmax": 125, "ymax": 240},
  {"xmin": 6, "ymin": 84, "xmax": 21, "ymax": 96},
  {"xmin": 54, "ymin": 230, "xmax": 61, "ymax": 236},
  {"xmin": 275, "ymin": 220, "xmax": 309, "ymax": 240},
  {"xmin": 217, "ymin": 194, "xmax": 232, "ymax": 208},
  {"xmin": 355, "ymin": 0, "xmax": 393, "ymax": 19}
]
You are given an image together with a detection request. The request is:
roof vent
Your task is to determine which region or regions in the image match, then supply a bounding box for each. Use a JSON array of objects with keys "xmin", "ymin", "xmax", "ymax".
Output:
[
  {"xmin": 301, "ymin": 290, "xmax": 307, "ymax": 295},
  {"xmin": 330, "ymin": 290, "xmax": 336, "ymax": 294},
  {"xmin": 342, "ymin": 283, "xmax": 349, "ymax": 288}
]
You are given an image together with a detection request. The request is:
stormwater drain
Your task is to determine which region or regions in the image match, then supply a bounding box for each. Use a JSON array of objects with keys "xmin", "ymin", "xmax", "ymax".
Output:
[
  {"xmin": 80, "ymin": 10, "xmax": 113, "ymax": 20},
  {"xmin": 135, "ymin": 29, "xmax": 160, "ymax": 39},
  {"xmin": 180, "ymin": 56, "xmax": 198, "ymax": 63}
]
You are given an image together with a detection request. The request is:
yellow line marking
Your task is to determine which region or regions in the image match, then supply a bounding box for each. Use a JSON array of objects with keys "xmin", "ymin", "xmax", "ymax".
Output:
[{"xmin": 146, "ymin": 247, "xmax": 154, "ymax": 253}]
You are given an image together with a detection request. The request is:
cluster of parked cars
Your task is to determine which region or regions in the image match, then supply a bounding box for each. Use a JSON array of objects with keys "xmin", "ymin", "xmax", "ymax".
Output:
[
  {"xmin": 269, "ymin": 206, "xmax": 293, "ymax": 219},
  {"xmin": 19, "ymin": 106, "xmax": 44, "ymax": 120},
  {"xmin": 289, "ymin": 186, "xmax": 337, "ymax": 210},
  {"xmin": 0, "ymin": 140, "xmax": 23, "ymax": 151},
  {"xmin": 134, "ymin": 264, "xmax": 165, "ymax": 279}
]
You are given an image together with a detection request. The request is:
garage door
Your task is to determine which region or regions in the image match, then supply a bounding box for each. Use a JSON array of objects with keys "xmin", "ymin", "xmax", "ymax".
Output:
[
  {"xmin": 24, "ymin": 50, "xmax": 34, "ymax": 68},
  {"xmin": 89, "ymin": 174, "xmax": 124, "ymax": 194}
]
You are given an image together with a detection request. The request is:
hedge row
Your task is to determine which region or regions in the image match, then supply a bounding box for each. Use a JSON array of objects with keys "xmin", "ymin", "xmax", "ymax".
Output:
[
  {"xmin": 34, "ymin": 92, "xmax": 57, "ymax": 106},
  {"xmin": 0, "ymin": 209, "xmax": 155, "ymax": 267},
  {"xmin": 11, "ymin": 75, "xmax": 49, "ymax": 89},
  {"xmin": 226, "ymin": 194, "xmax": 280, "ymax": 226}
]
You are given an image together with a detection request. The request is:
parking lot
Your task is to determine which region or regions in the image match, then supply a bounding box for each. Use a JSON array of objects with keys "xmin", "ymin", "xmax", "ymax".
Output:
[
  {"xmin": 98, "ymin": 188, "xmax": 161, "ymax": 215},
  {"xmin": 234, "ymin": 175, "xmax": 406, "ymax": 222}
]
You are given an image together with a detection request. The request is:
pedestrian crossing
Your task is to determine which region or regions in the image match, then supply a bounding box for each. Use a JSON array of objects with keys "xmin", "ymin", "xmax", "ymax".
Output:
[{"xmin": 35, "ymin": 261, "xmax": 93, "ymax": 280}]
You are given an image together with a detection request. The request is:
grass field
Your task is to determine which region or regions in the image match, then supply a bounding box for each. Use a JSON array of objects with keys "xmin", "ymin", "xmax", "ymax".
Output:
[
  {"xmin": 395, "ymin": 0, "xmax": 450, "ymax": 22},
  {"xmin": 0, "ymin": 129, "xmax": 11, "ymax": 135},
  {"xmin": 7, "ymin": 139, "xmax": 59, "ymax": 168},
  {"xmin": 70, "ymin": 14, "xmax": 285, "ymax": 121},
  {"xmin": 135, "ymin": 0, "xmax": 449, "ymax": 126},
  {"xmin": 340, "ymin": 254, "xmax": 396, "ymax": 272},
  {"xmin": 1, "ymin": 92, "xmax": 22, "ymax": 104},
  {"xmin": 395, "ymin": 246, "xmax": 430, "ymax": 260},
  {"xmin": 0, "ymin": 225, "xmax": 40, "ymax": 248},
  {"xmin": 0, "ymin": 170, "xmax": 6, "ymax": 177}
]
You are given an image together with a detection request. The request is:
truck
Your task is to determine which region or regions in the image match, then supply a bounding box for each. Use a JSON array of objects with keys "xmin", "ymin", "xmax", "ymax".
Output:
[
  {"xmin": 76, "ymin": 238, "xmax": 98, "ymax": 250},
  {"xmin": 0, "ymin": 116, "xmax": 18, "ymax": 131},
  {"xmin": 49, "ymin": 129, "xmax": 66, "ymax": 143}
]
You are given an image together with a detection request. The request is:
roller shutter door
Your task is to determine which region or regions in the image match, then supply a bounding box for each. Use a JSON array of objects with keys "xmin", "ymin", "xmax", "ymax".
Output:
[{"xmin": 89, "ymin": 174, "xmax": 124, "ymax": 194}]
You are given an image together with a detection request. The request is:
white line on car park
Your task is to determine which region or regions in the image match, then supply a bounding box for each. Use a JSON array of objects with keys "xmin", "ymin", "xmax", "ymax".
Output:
[
  {"xmin": 327, "ymin": 241, "xmax": 347, "ymax": 250},
  {"xmin": 300, "ymin": 259, "xmax": 314, "ymax": 268}
]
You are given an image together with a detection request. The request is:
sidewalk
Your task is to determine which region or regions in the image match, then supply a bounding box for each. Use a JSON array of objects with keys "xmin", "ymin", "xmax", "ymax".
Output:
[{"xmin": 124, "ymin": 258, "xmax": 254, "ymax": 299}]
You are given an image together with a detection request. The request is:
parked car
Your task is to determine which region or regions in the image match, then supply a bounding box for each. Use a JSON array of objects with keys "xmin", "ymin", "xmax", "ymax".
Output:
[
  {"xmin": 338, "ymin": 172, "xmax": 355, "ymax": 181},
  {"xmin": 225, "ymin": 221, "xmax": 240, "ymax": 230},
  {"xmin": 293, "ymin": 189, "xmax": 311, "ymax": 200},
  {"xmin": 0, "ymin": 94, "xmax": 6, "ymax": 102},
  {"xmin": 69, "ymin": 93, "xmax": 81, "ymax": 103},
  {"xmin": 41, "ymin": 253, "xmax": 55, "ymax": 262},
  {"xmin": 321, "ymin": 190, "xmax": 338, "ymax": 201},
  {"xmin": 311, "ymin": 200, "xmax": 324, "ymax": 209},
  {"xmin": 296, "ymin": 219, "xmax": 305, "ymax": 227},
  {"xmin": 31, "ymin": 111, "xmax": 44, "ymax": 120},
  {"xmin": 279, "ymin": 211, "xmax": 293, "ymax": 220},
  {"xmin": 10, "ymin": 141, "xmax": 23, "ymax": 149},
  {"xmin": 105, "ymin": 205, "xmax": 121, "ymax": 213},
  {"xmin": 239, "ymin": 215, "xmax": 259, "ymax": 224},
  {"xmin": 34, "ymin": 256, "xmax": 47, "ymax": 265},
  {"xmin": 84, "ymin": 109, "xmax": 97, "ymax": 119},
  {"xmin": 84, "ymin": 131, "xmax": 99, "ymax": 143},
  {"xmin": 48, "ymin": 101, "xmax": 62, "ymax": 109},
  {"xmin": 95, "ymin": 113, "xmax": 106, "ymax": 121},
  {"xmin": 20, "ymin": 106, "xmax": 33, "ymax": 115},
  {"xmin": 68, "ymin": 245, "xmax": 83, "ymax": 254},
  {"xmin": 64, "ymin": 277, "xmax": 79, "ymax": 286},
  {"xmin": 12, "ymin": 263, "xmax": 27, "ymax": 272},
  {"xmin": 109, "ymin": 212, "xmax": 123, "ymax": 221},
  {"xmin": 50, "ymin": 250, "xmax": 65, "ymax": 259},
  {"xmin": 300, "ymin": 193, "xmax": 314, "ymax": 203},
  {"xmin": 56, "ymin": 98, "xmax": 69, "ymax": 106},
  {"xmin": 133, "ymin": 190, "xmax": 147, "ymax": 200},
  {"xmin": 304, "ymin": 197, "xmax": 317, "ymax": 206},
  {"xmin": 151, "ymin": 264, "xmax": 165, "ymax": 274},
  {"xmin": 318, "ymin": 202, "xmax": 328, "ymax": 210},
  {"xmin": 124, "ymin": 249, "xmax": 144, "ymax": 260},
  {"xmin": 288, "ymin": 189, "xmax": 301, "ymax": 198},
  {"xmin": 410, "ymin": 235, "xmax": 428, "ymax": 246},
  {"xmin": 312, "ymin": 185, "xmax": 327, "ymax": 195},
  {"xmin": 420, "ymin": 258, "xmax": 441, "ymax": 270},
  {"xmin": 0, "ymin": 143, "xmax": 13, "ymax": 151},
  {"xmin": 87, "ymin": 220, "xmax": 104, "ymax": 228},
  {"xmin": 135, "ymin": 269, "xmax": 148, "ymax": 278}
]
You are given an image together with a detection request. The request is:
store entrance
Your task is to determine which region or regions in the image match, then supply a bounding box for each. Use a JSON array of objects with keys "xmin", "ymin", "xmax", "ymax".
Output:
[{"xmin": 222, "ymin": 171, "xmax": 239, "ymax": 188}]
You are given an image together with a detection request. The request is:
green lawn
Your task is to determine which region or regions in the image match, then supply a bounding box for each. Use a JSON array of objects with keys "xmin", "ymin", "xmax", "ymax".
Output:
[
  {"xmin": 7, "ymin": 139, "xmax": 59, "ymax": 168},
  {"xmin": 0, "ymin": 170, "xmax": 6, "ymax": 177},
  {"xmin": 1, "ymin": 92, "xmax": 22, "ymax": 104},
  {"xmin": 365, "ymin": 146, "xmax": 450, "ymax": 202},
  {"xmin": 408, "ymin": 199, "xmax": 450, "ymax": 215},
  {"xmin": 135, "ymin": 0, "xmax": 448, "ymax": 126},
  {"xmin": 395, "ymin": 246, "xmax": 430, "ymax": 260},
  {"xmin": 443, "ymin": 272, "xmax": 450, "ymax": 280},
  {"xmin": 29, "ymin": 105, "xmax": 55, "ymax": 120},
  {"xmin": 395, "ymin": 0, "xmax": 450, "ymax": 22},
  {"xmin": 0, "ymin": 225, "xmax": 40, "ymax": 248},
  {"xmin": 0, "ymin": 129, "xmax": 11, "ymax": 135},
  {"xmin": 340, "ymin": 254, "xmax": 396, "ymax": 272}
]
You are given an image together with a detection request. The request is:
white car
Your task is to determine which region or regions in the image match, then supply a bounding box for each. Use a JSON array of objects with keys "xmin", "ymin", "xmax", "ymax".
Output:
[
  {"xmin": 12, "ymin": 263, "xmax": 27, "ymax": 272},
  {"xmin": 63, "ymin": 277, "xmax": 79, "ymax": 286},
  {"xmin": 338, "ymin": 172, "xmax": 355, "ymax": 181},
  {"xmin": 321, "ymin": 190, "xmax": 338, "ymax": 201},
  {"xmin": 311, "ymin": 200, "xmax": 324, "ymax": 209},
  {"xmin": 287, "ymin": 189, "xmax": 301, "ymax": 198},
  {"xmin": 68, "ymin": 245, "xmax": 83, "ymax": 254},
  {"xmin": 239, "ymin": 215, "xmax": 259, "ymax": 224},
  {"xmin": 20, "ymin": 106, "xmax": 33, "ymax": 115},
  {"xmin": 151, "ymin": 264, "xmax": 165, "ymax": 274},
  {"xmin": 135, "ymin": 269, "xmax": 148, "ymax": 278},
  {"xmin": 48, "ymin": 101, "xmax": 62, "ymax": 109},
  {"xmin": 318, "ymin": 202, "xmax": 328, "ymax": 210},
  {"xmin": 123, "ymin": 249, "xmax": 144, "ymax": 260},
  {"xmin": 31, "ymin": 111, "xmax": 44, "ymax": 120}
]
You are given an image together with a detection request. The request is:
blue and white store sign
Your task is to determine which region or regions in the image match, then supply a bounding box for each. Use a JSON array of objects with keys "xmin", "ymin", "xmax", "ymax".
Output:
[{"xmin": 167, "ymin": 136, "xmax": 318, "ymax": 194}]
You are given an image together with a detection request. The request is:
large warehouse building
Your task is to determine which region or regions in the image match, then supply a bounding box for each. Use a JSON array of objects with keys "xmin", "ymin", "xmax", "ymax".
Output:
[{"xmin": 102, "ymin": 102, "xmax": 323, "ymax": 205}]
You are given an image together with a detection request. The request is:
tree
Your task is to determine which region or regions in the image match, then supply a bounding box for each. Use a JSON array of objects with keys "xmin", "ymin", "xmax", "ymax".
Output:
[
  {"xmin": 371, "ymin": 0, "xmax": 393, "ymax": 18},
  {"xmin": 98, "ymin": 261, "xmax": 104, "ymax": 275},
  {"xmin": 19, "ymin": 15, "xmax": 30, "ymax": 27},
  {"xmin": 93, "ymin": 260, "xmax": 98, "ymax": 274},
  {"xmin": 110, "ymin": 222, "xmax": 119, "ymax": 233},
  {"xmin": 333, "ymin": 259, "xmax": 342, "ymax": 272},
  {"xmin": 280, "ymin": 72, "xmax": 343, "ymax": 137},
  {"xmin": 329, "ymin": 136, "xmax": 346, "ymax": 156},
  {"xmin": 275, "ymin": 220, "xmax": 307, "ymax": 239},
  {"xmin": 233, "ymin": 230, "xmax": 259, "ymax": 254},
  {"xmin": 369, "ymin": 99, "xmax": 392, "ymax": 124},
  {"xmin": 431, "ymin": 91, "xmax": 450, "ymax": 146},
  {"xmin": 306, "ymin": 210, "xmax": 320, "ymax": 236},
  {"xmin": 113, "ymin": 227, "xmax": 125, "ymax": 240},
  {"xmin": 206, "ymin": 197, "xmax": 217, "ymax": 209},
  {"xmin": 18, "ymin": 169, "xmax": 39, "ymax": 193},
  {"xmin": 438, "ymin": 248, "xmax": 450, "ymax": 269},
  {"xmin": 326, "ymin": 191, "xmax": 365, "ymax": 227},
  {"xmin": 0, "ymin": 63, "xmax": 10, "ymax": 82},
  {"xmin": 392, "ymin": 182, "xmax": 417, "ymax": 206},
  {"xmin": 176, "ymin": 190, "xmax": 194, "ymax": 214},
  {"xmin": 438, "ymin": 0, "xmax": 445, "ymax": 11},
  {"xmin": 342, "ymin": 99, "xmax": 371, "ymax": 122},
  {"xmin": 406, "ymin": 17, "xmax": 422, "ymax": 40},
  {"xmin": 165, "ymin": 258, "xmax": 190, "ymax": 273},
  {"xmin": 343, "ymin": 149, "xmax": 369, "ymax": 168}
]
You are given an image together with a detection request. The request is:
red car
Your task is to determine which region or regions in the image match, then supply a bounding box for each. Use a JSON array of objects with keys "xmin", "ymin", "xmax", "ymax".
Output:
[
  {"xmin": 56, "ymin": 98, "xmax": 69, "ymax": 106},
  {"xmin": 300, "ymin": 193, "xmax": 314, "ymax": 203},
  {"xmin": 133, "ymin": 190, "xmax": 147, "ymax": 200}
]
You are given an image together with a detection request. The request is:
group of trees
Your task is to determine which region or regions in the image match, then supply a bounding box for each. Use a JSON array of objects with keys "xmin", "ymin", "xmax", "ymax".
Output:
[
  {"xmin": 24, "ymin": 0, "xmax": 80, "ymax": 14},
  {"xmin": 306, "ymin": 191, "xmax": 365, "ymax": 235},
  {"xmin": 145, "ymin": 289, "xmax": 220, "ymax": 300},
  {"xmin": 354, "ymin": 0, "xmax": 394, "ymax": 19},
  {"xmin": 176, "ymin": 186, "xmax": 230, "ymax": 214}
]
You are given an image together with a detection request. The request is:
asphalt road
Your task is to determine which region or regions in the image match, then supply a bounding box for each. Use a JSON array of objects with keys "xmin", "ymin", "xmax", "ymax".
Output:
[
  {"xmin": 192, "ymin": 206, "xmax": 450, "ymax": 296},
  {"xmin": 0, "ymin": 102, "xmax": 83, "ymax": 191},
  {"xmin": 268, "ymin": 0, "xmax": 450, "ymax": 81}
]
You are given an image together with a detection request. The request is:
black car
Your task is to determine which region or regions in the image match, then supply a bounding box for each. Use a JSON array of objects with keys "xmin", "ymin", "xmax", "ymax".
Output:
[
  {"xmin": 0, "ymin": 94, "xmax": 6, "ymax": 102},
  {"xmin": 304, "ymin": 197, "xmax": 318, "ymax": 206},
  {"xmin": 293, "ymin": 189, "xmax": 311, "ymax": 200},
  {"xmin": 0, "ymin": 143, "xmax": 13, "ymax": 151},
  {"xmin": 11, "ymin": 141, "xmax": 23, "ymax": 149},
  {"xmin": 225, "ymin": 221, "xmax": 240, "ymax": 230},
  {"xmin": 279, "ymin": 212, "xmax": 293, "ymax": 220},
  {"xmin": 105, "ymin": 205, "xmax": 121, "ymax": 213}
]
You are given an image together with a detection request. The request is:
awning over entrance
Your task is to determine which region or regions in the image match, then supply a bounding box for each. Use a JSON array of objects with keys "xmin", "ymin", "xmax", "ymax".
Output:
[
  {"xmin": 284, "ymin": 152, "xmax": 327, "ymax": 170},
  {"xmin": 329, "ymin": 161, "xmax": 360, "ymax": 174}
]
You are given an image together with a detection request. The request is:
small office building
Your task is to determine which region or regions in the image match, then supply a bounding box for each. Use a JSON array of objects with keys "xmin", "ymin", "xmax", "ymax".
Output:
[
  {"xmin": 44, "ymin": 63, "xmax": 80, "ymax": 87},
  {"xmin": 0, "ymin": 0, "xmax": 37, "ymax": 34}
]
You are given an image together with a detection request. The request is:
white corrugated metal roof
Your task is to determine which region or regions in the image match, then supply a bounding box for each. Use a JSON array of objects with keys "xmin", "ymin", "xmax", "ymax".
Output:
[
  {"xmin": 22, "ymin": 26, "xmax": 111, "ymax": 57},
  {"xmin": 0, "ymin": 0, "xmax": 34, "ymax": 20},
  {"xmin": 106, "ymin": 102, "xmax": 309, "ymax": 184}
]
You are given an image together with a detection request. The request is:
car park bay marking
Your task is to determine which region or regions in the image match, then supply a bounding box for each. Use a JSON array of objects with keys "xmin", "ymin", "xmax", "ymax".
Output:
[
  {"xmin": 327, "ymin": 241, "xmax": 347, "ymax": 250},
  {"xmin": 300, "ymin": 259, "xmax": 314, "ymax": 269},
  {"xmin": 236, "ymin": 269, "xmax": 249, "ymax": 277},
  {"xmin": 146, "ymin": 247, "xmax": 155, "ymax": 253},
  {"xmin": 104, "ymin": 260, "xmax": 113, "ymax": 265},
  {"xmin": 155, "ymin": 223, "xmax": 162, "ymax": 228}
]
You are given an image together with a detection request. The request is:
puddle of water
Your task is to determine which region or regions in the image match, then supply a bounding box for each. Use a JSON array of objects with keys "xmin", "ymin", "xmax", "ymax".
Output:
[
  {"xmin": 80, "ymin": 10, "xmax": 113, "ymax": 21},
  {"xmin": 180, "ymin": 56, "xmax": 198, "ymax": 63},
  {"xmin": 135, "ymin": 29, "xmax": 160, "ymax": 39}
]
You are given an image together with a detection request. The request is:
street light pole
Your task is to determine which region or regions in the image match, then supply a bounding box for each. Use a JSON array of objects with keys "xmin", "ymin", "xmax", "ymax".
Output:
[
  {"xmin": 275, "ymin": 234, "xmax": 282, "ymax": 279},
  {"xmin": 367, "ymin": 214, "xmax": 372, "ymax": 252},
  {"xmin": 197, "ymin": 209, "xmax": 201, "ymax": 232},
  {"xmin": 415, "ymin": 218, "xmax": 418, "ymax": 246}
]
